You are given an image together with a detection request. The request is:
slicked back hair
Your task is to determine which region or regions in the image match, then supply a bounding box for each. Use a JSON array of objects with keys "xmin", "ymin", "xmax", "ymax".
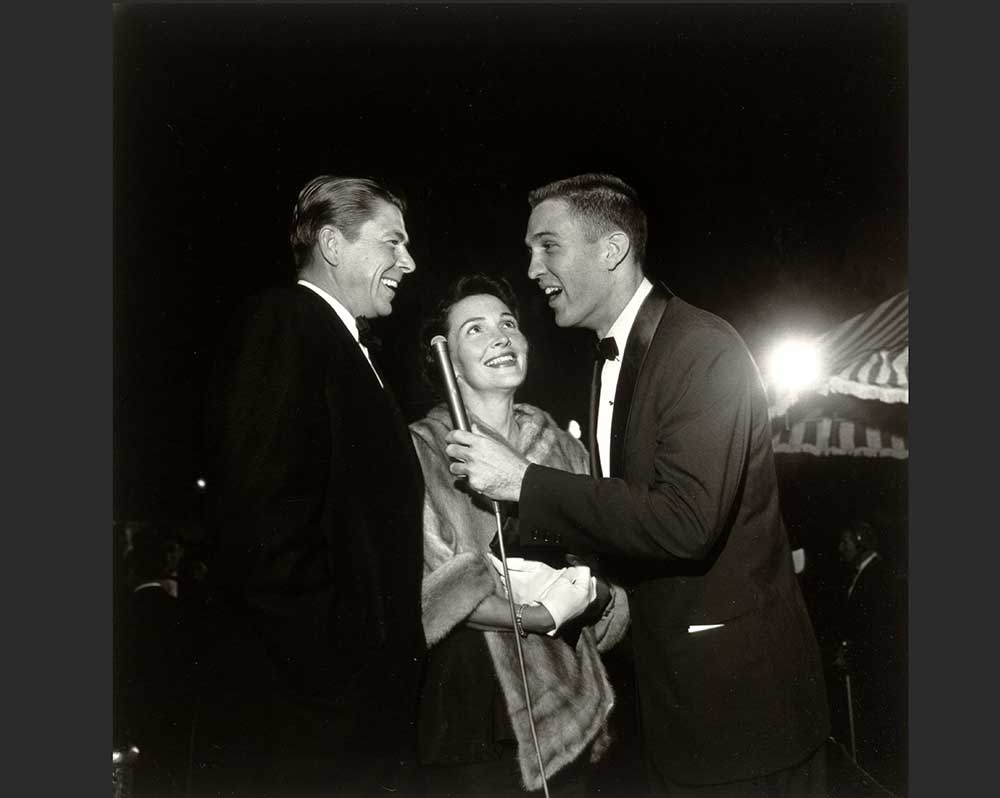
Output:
[
  {"xmin": 844, "ymin": 520, "xmax": 879, "ymax": 553},
  {"xmin": 420, "ymin": 273, "xmax": 521, "ymax": 394},
  {"xmin": 527, "ymin": 173, "xmax": 648, "ymax": 266},
  {"xmin": 290, "ymin": 175, "xmax": 406, "ymax": 270}
]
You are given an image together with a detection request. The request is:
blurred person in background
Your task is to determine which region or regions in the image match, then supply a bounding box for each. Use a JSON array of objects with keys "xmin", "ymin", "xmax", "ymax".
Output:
[
  {"xmin": 834, "ymin": 520, "xmax": 907, "ymax": 795},
  {"xmin": 115, "ymin": 530, "xmax": 195, "ymax": 798}
]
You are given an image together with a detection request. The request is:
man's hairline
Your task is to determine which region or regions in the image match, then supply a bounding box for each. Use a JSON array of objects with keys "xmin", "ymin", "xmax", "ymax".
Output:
[
  {"xmin": 322, "ymin": 199, "xmax": 409, "ymax": 246},
  {"xmin": 525, "ymin": 203, "xmax": 626, "ymax": 249}
]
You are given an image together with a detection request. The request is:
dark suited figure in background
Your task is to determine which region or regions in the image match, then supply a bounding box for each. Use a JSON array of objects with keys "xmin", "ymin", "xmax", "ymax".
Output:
[
  {"xmin": 446, "ymin": 173, "xmax": 831, "ymax": 796},
  {"xmin": 115, "ymin": 532, "xmax": 195, "ymax": 798},
  {"xmin": 835, "ymin": 521, "xmax": 907, "ymax": 795},
  {"xmin": 196, "ymin": 176, "xmax": 426, "ymax": 797}
]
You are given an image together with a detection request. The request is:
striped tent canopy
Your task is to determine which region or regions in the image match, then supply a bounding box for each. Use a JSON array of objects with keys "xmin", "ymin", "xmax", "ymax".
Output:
[
  {"xmin": 768, "ymin": 290, "xmax": 908, "ymax": 458},
  {"xmin": 772, "ymin": 406, "xmax": 908, "ymax": 459},
  {"xmin": 815, "ymin": 289, "xmax": 908, "ymax": 405}
]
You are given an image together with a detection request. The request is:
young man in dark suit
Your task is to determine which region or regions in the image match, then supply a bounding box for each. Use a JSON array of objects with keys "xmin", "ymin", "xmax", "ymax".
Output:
[
  {"xmin": 197, "ymin": 176, "xmax": 426, "ymax": 797},
  {"xmin": 836, "ymin": 521, "xmax": 906, "ymax": 794},
  {"xmin": 446, "ymin": 173, "xmax": 831, "ymax": 795}
]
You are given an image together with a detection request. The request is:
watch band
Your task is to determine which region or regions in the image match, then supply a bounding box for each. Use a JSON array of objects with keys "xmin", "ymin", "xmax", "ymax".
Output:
[{"xmin": 514, "ymin": 603, "xmax": 529, "ymax": 638}]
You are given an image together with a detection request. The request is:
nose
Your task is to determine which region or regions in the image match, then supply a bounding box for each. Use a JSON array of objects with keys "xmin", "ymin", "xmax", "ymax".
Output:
[
  {"xmin": 492, "ymin": 330, "xmax": 511, "ymax": 347},
  {"xmin": 527, "ymin": 253, "xmax": 546, "ymax": 281},
  {"xmin": 397, "ymin": 245, "xmax": 415, "ymax": 274}
]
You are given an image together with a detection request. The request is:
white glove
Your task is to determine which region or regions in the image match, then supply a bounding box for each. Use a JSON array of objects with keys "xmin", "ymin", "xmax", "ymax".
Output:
[
  {"xmin": 536, "ymin": 566, "xmax": 597, "ymax": 636},
  {"xmin": 487, "ymin": 554, "xmax": 563, "ymax": 603}
]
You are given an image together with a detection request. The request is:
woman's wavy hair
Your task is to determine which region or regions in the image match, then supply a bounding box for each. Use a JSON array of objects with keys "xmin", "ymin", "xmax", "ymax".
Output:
[{"xmin": 419, "ymin": 272, "xmax": 521, "ymax": 396}]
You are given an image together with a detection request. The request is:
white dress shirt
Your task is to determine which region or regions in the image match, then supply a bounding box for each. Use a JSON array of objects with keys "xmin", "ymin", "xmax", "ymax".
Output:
[
  {"xmin": 297, "ymin": 279, "xmax": 383, "ymax": 388},
  {"xmin": 596, "ymin": 277, "xmax": 654, "ymax": 478}
]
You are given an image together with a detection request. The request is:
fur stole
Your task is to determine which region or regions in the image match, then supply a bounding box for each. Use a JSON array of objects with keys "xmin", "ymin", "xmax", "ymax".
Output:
[{"xmin": 410, "ymin": 403, "xmax": 630, "ymax": 790}]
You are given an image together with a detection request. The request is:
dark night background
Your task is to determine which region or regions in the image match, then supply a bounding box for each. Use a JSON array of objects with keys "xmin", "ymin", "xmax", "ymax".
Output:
[{"xmin": 113, "ymin": 2, "xmax": 907, "ymax": 553}]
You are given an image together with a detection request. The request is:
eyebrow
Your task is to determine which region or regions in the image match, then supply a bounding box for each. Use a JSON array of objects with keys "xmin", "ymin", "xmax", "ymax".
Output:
[
  {"xmin": 457, "ymin": 312, "xmax": 517, "ymax": 331},
  {"xmin": 386, "ymin": 228, "xmax": 409, "ymax": 244},
  {"xmin": 525, "ymin": 230, "xmax": 557, "ymax": 245}
]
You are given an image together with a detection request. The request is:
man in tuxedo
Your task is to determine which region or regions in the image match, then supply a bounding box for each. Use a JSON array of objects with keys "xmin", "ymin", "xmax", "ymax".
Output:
[
  {"xmin": 835, "ymin": 521, "xmax": 906, "ymax": 794},
  {"xmin": 446, "ymin": 173, "xmax": 830, "ymax": 795},
  {"xmin": 197, "ymin": 176, "xmax": 427, "ymax": 797}
]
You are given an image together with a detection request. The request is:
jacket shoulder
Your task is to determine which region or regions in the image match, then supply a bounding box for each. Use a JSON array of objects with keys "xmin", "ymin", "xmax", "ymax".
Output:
[
  {"xmin": 663, "ymin": 298, "xmax": 746, "ymax": 350},
  {"xmin": 238, "ymin": 283, "xmax": 325, "ymax": 319},
  {"xmin": 226, "ymin": 283, "xmax": 345, "ymax": 340}
]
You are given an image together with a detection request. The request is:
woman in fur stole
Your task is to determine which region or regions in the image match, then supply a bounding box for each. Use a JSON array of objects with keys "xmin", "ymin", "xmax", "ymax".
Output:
[{"xmin": 410, "ymin": 274, "xmax": 629, "ymax": 795}]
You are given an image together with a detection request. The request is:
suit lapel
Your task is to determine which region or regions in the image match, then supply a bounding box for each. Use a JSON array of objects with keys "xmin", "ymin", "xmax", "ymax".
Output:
[
  {"xmin": 297, "ymin": 284, "xmax": 386, "ymax": 393},
  {"xmin": 588, "ymin": 361, "xmax": 602, "ymax": 477},
  {"xmin": 298, "ymin": 284, "xmax": 422, "ymax": 489},
  {"xmin": 610, "ymin": 282, "xmax": 674, "ymax": 477}
]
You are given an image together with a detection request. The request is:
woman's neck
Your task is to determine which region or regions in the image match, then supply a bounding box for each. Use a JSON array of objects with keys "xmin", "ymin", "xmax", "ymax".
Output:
[{"xmin": 460, "ymin": 388, "xmax": 517, "ymax": 442}]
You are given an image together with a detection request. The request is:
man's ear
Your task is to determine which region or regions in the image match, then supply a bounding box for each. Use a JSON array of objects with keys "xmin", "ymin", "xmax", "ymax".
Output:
[
  {"xmin": 318, "ymin": 225, "xmax": 343, "ymax": 266},
  {"xmin": 603, "ymin": 231, "xmax": 631, "ymax": 271}
]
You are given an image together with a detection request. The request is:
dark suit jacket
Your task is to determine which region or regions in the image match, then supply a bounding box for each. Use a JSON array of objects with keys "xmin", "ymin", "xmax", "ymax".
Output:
[
  {"xmin": 203, "ymin": 284, "xmax": 426, "ymax": 765},
  {"xmin": 519, "ymin": 284, "xmax": 829, "ymax": 785},
  {"xmin": 841, "ymin": 554, "xmax": 906, "ymax": 788},
  {"xmin": 843, "ymin": 554, "xmax": 905, "ymax": 684}
]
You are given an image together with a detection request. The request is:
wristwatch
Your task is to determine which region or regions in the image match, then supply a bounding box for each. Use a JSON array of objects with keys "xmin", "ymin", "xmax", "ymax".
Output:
[{"xmin": 514, "ymin": 603, "xmax": 529, "ymax": 638}]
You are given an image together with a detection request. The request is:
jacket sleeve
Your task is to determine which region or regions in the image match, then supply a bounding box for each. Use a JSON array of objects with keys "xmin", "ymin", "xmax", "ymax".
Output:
[
  {"xmin": 520, "ymin": 328, "xmax": 756, "ymax": 563},
  {"xmin": 556, "ymin": 424, "xmax": 630, "ymax": 651}
]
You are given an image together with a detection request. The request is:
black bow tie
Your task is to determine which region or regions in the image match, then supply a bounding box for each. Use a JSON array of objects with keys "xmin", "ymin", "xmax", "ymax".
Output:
[
  {"xmin": 595, "ymin": 337, "xmax": 619, "ymax": 361},
  {"xmin": 356, "ymin": 317, "xmax": 382, "ymax": 352}
]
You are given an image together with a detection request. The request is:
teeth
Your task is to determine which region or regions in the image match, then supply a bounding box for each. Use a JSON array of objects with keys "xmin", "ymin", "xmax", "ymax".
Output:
[
  {"xmin": 381, "ymin": 278, "xmax": 399, "ymax": 289},
  {"xmin": 485, "ymin": 354, "xmax": 516, "ymax": 367},
  {"xmin": 543, "ymin": 286, "xmax": 562, "ymax": 296}
]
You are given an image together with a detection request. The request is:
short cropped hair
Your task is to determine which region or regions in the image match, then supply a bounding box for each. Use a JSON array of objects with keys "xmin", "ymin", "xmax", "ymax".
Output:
[
  {"xmin": 843, "ymin": 520, "xmax": 879, "ymax": 552},
  {"xmin": 290, "ymin": 175, "xmax": 406, "ymax": 269},
  {"xmin": 527, "ymin": 173, "xmax": 648, "ymax": 266},
  {"xmin": 126, "ymin": 533, "xmax": 182, "ymax": 584},
  {"xmin": 419, "ymin": 273, "xmax": 521, "ymax": 394}
]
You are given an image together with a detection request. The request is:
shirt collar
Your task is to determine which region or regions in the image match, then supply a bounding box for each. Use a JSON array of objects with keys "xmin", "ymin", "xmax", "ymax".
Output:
[
  {"xmin": 297, "ymin": 279, "xmax": 361, "ymax": 343},
  {"xmin": 602, "ymin": 277, "xmax": 654, "ymax": 356},
  {"xmin": 856, "ymin": 551, "xmax": 879, "ymax": 574}
]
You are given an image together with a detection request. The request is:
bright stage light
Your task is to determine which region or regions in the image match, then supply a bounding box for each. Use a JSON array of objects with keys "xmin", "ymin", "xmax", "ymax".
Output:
[
  {"xmin": 766, "ymin": 339, "xmax": 822, "ymax": 394},
  {"xmin": 196, "ymin": 478, "xmax": 207, "ymax": 490}
]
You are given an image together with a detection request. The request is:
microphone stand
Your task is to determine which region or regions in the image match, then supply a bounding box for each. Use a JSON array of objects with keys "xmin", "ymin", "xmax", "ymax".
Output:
[
  {"xmin": 430, "ymin": 337, "xmax": 550, "ymax": 797},
  {"xmin": 491, "ymin": 499, "xmax": 550, "ymax": 798}
]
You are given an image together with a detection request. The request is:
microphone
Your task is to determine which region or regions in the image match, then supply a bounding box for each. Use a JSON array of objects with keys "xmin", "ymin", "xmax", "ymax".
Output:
[
  {"xmin": 429, "ymin": 335, "xmax": 471, "ymax": 433},
  {"xmin": 429, "ymin": 335, "xmax": 499, "ymax": 511}
]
